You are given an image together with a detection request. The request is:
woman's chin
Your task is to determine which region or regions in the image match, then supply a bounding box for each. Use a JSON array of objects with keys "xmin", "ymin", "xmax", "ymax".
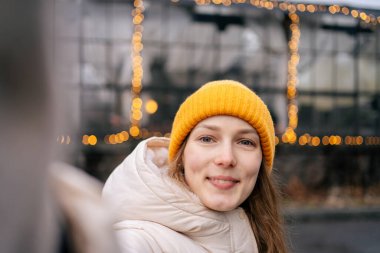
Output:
[{"xmin": 202, "ymin": 199, "xmax": 237, "ymax": 212}]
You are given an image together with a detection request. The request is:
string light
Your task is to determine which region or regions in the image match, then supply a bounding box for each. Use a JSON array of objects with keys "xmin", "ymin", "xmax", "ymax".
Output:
[
  {"xmin": 194, "ymin": 1, "xmax": 380, "ymax": 25},
  {"xmin": 78, "ymin": 132, "xmax": 380, "ymax": 146},
  {"xmin": 278, "ymin": 134, "xmax": 377, "ymax": 146},
  {"xmin": 100, "ymin": 129, "xmax": 173, "ymax": 145},
  {"xmin": 130, "ymin": 0, "xmax": 145, "ymax": 138},
  {"xmin": 282, "ymin": 11, "xmax": 300, "ymax": 144}
]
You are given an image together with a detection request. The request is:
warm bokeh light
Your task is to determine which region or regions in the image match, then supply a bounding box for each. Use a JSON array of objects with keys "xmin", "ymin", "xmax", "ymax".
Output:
[
  {"xmin": 133, "ymin": 0, "xmax": 143, "ymax": 8},
  {"xmin": 113, "ymin": 134, "xmax": 121, "ymax": 144},
  {"xmin": 281, "ymin": 134, "xmax": 288, "ymax": 143},
  {"xmin": 341, "ymin": 7, "xmax": 349, "ymax": 15},
  {"xmin": 311, "ymin": 136, "xmax": 320, "ymax": 146},
  {"xmin": 132, "ymin": 85, "xmax": 142, "ymax": 93},
  {"xmin": 82, "ymin": 135, "xmax": 89, "ymax": 145},
  {"xmin": 328, "ymin": 5, "xmax": 336, "ymax": 14},
  {"xmin": 297, "ymin": 4, "xmax": 306, "ymax": 12},
  {"xmin": 322, "ymin": 136, "xmax": 329, "ymax": 145},
  {"xmin": 145, "ymin": 99, "xmax": 158, "ymax": 114},
  {"xmin": 264, "ymin": 1, "xmax": 273, "ymax": 10},
  {"xmin": 109, "ymin": 134, "xmax": 116, "ymax": 144},
  {"xmin": 133, "ymin": 15, "xmax": 144, "ymax": 25},
  {"xmin": 88, "ymin": 135, "xmax": 97, "ymax": 146},
  {"xmin": 282, "ymin": 128, "xmax": 297, "ymax": 144},
  {"xmin": 121, "ymin": 131, "xmax": 129, "ymax": 141},
  {"xmin": 222, "ymin": 0, "xmax": 232, "ymax": 7},
  {"xmin": 329, "ymin": 135, "xmax": 337, "ymax": 145},
  {"xmin": 287, "ymin": 4, "xmax": 297, "ymax": 13},
  {"xmin": 116, "ymin": 133, "xmax": 124, "ymax": 142},
  {"xmin": 132, "ymin": 110, "xmax": 143, "ymax": 120},
  {"xmin": 336, "ymin": 136, "xmax": 342, "ymax": 145},
  {"xmin": 360, "ymin": 12, "xmax": 367, "ymax": 21},
  {"xmin": 351, "ymin": 9, "xmax": 359, "ymax": 18},
  {"xmin": 104, "ymin": 135, "xmax": 110, "ymax": 144},
  {"xmin": 212, "ymin": 0, "xmax": 222, "ymax": 4},
  {"xmin": 279, "ymin": 2, "xmax": 287, "ymax": 11},
  {"xmin": 130, "ymin": 126, "xmax": 140, "ymax": 137},
  {"xmin": 306, "ymin": 4, "xmax": 316, "ymax": 13},
  {"xmin": 298, "ymin": 135, "xmax": 307, "ymax": 145},
  {"xmin": 133, "ymin": 42, "xmax": 143, "ymax": 51}
]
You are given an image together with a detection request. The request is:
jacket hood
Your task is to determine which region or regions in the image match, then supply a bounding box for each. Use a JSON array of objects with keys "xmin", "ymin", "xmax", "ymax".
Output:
[{"xmin": 102, "ymin": 137, "xmax": 257, "ymax": 252}]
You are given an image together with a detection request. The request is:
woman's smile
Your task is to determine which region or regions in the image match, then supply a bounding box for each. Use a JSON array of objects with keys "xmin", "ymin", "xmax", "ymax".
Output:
[{"xmin": 207, "ymin": 175, "xmax": 240, "ymax": 190}]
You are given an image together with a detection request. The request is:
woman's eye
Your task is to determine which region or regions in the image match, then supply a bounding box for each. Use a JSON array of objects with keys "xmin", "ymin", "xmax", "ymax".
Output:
[
  {"xmin": 239, "ymin": 139, "xmax": 255, "ymax": 146},
  {"xmin": 199, "ymin": 136, "xmax": 214, "ymax": 143}
]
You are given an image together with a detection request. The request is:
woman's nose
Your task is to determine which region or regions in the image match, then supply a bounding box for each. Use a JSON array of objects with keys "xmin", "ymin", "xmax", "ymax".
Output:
[{"xmin": 213, "ymin": 144, "xmax": 237, "ymax": 168}]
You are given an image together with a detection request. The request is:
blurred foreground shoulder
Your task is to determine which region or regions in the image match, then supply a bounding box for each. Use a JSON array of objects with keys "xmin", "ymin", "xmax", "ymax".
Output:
[{"xmin": 50, "ymin": 162, "xmax": 120, "ymax": 253}]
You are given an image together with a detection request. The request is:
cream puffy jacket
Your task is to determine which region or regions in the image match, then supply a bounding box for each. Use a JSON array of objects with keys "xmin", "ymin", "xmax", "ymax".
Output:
[{"xmin": 102, "ymin": 137, "xmax": 258, "ymax": 253}]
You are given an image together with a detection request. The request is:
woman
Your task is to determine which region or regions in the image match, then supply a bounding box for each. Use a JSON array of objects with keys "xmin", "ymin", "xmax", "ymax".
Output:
[{"xmin": 102, "ymin": 80, "xmax": 288, "ymax": 253}]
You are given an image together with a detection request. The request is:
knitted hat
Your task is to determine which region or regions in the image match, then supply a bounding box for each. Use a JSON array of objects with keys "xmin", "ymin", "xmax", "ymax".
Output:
[{"xmin": 168, "ymin": 80, "xmax": 275, "ymax": 172}]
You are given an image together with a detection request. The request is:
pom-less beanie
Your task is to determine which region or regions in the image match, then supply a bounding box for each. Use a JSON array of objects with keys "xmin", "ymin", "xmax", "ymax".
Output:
[{"xmin": 168, "ymin": 80, "xmax": 276, "ymax": 172}]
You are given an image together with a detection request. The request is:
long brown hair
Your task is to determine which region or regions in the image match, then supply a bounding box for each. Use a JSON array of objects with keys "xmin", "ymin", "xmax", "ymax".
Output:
[
  {"xmin": 241, "ymin": 165, "xmax": 288, "ymax": 253},
  {"xmin": 168, "ymin": 140, "xmax": 288, "ymax": 253}
]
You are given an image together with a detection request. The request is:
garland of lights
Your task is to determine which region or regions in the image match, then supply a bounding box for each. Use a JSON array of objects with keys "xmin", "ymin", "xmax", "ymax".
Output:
[
  {"xmin": 129, "ymin": 0, "xmax": 145, "ymax": 138},
  {"xmin": 66, "ymin": 0, "xmax": 380, "ymax": 146},
  {"xmin": 195, "ymin": 0, "xmax": 380, "ymax": 25},
  {"xmin": 282, "ymin": 11, "xmax": 299, "ymax": 144}
]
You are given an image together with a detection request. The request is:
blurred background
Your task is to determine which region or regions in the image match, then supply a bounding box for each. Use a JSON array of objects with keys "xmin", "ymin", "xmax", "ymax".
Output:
[
  {"xmin": 3, "ymin": 0, "xmax": 380, "ymax": 252},
  {"xmin": 57, "ymin": 0, "xmax": 380, "ymax": 205}
]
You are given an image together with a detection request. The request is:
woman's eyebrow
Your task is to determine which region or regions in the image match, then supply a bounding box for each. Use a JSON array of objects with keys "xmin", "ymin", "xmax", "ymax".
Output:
[
  {"xmin": 238, "ymin": 129, "xmax": 259, "ymax": 135},
  {"xmin": 194, "ymin": 124, "xmax": 220, "ymax": 131}
]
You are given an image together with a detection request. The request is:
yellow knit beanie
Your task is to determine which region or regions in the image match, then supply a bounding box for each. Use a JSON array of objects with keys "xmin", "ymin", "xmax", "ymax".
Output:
[{"xmin": 168, "ymin": 80, "xmax": 276, "ymax": 172}]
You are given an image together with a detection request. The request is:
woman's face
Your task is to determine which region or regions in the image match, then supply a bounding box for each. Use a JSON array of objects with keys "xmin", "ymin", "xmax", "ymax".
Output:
[{"xmin": 182, "ymin": 115, "xmax": 262, "ymax": 211}]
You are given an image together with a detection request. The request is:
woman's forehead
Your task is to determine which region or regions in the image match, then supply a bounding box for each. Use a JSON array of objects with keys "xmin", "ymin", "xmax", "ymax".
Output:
[{"xmin": 192, "ymin": 116, "xmax": 258, "ymax": 134}]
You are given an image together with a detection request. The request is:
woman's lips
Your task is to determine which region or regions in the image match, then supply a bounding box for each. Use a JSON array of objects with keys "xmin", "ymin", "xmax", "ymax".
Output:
[{"xmin": 207, "ymin": 175, "xmax": 239, "ymax": 190}]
